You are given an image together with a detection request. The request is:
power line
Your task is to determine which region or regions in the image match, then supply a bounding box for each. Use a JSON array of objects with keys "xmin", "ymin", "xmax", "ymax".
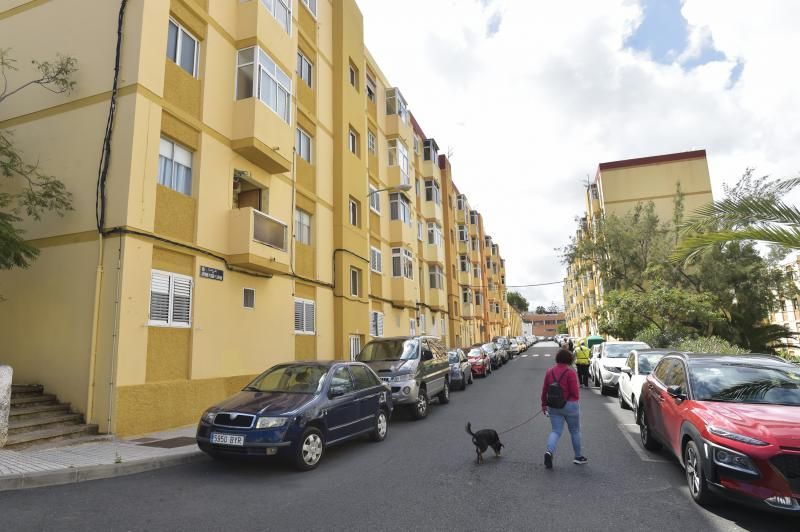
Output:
[{"xmin": 506, "ymin": 281, "xmax": 564, "ymax": 288}]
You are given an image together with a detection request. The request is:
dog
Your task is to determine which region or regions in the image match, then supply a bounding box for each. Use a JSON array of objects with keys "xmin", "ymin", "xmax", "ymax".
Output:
[{"xmin": 466, "ymin": 422, "xmax": 504, "ymax": 464}]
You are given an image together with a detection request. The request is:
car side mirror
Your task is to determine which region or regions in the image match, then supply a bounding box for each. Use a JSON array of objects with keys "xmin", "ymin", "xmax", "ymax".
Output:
[
  {"xmin": 667, "ymin": 385, "xmax": 685, "ymax": 400},
  {"xmin": 421, "ymin": 349, "xmax": 433, "ymax": 361},
  {"xmin": 329, "ymin": 386, "xmax": 345, "ymax": 398}
]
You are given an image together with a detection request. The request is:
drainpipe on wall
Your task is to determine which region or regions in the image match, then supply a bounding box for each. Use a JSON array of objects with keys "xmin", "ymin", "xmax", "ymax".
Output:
[{"xmin": 86, "ymin": 234, "xmax": 104, "ymax": 424}]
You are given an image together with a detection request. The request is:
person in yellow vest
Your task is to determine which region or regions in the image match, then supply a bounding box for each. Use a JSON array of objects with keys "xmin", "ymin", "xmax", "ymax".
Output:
[{"xmin": 574, "ymin": 340, "xmax": 591, "ymax": 388}]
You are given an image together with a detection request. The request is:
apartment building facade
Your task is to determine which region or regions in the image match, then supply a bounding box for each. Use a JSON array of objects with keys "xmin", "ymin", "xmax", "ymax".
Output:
[
  {"xmin": 563, "ymin": 150, "xmax": 714, "ymax": 337},
  {"xmin": 0, "ymin": 0, "xmax": 516, "ymax": 436},
  {"xmin": 768, "ymin": 256, "xmax": 800, "ymax": 359},
  {"xmin": 523, "ymin": 312, "xmax": 566, "ymax": 338}
]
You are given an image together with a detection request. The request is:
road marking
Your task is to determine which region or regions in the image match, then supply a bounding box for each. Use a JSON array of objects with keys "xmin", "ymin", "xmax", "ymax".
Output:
[
  {"xmin": 533, "ymin": 354, "xmax": 539, "ymax": 357},
  {"xmin": 544, "ymin": 354, "xmax": 551, "ymax": 357},
  {"xmin": 521, "ymin": 354, "xmax": 528, "ymax": 358},
  {"xmin": 617, "ymin": 424, "xmax": 671, "ymax": 463}
]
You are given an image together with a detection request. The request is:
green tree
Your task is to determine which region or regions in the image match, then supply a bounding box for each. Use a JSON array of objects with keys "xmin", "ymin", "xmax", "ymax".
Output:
[
  {"xmin": 1, "ymin": 49, "xmax": 77, "ymax": 272},
  {"xmin": 506, "ymin": 291, "xmax": 529, "ymax": 313},
  {"xmin": 534, "ymin": 305, "xmax": 546, "ymax": 314},
  {"xmin": 556, "ymin": 323, "xmax": 568, "ymax": 335}
]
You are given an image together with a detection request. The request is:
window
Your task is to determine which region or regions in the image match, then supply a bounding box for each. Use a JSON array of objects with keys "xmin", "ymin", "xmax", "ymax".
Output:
[
  {"xmin": 429, "ymin": 265, "xmax": 444, "ymax": 290},
  {"xmin": 297, "ymin": 51, "xmax": 312, "ymax": 87},
  {"xmin": 295, "ymin": 209, "xmax": 311, "ymax": 245},
  {"xmin": 462, "ymin": 288, "xmax": 472, "ymax": 304},
  {"xmin": 389, "ymin": 193, "xmax": 411, "ymax": 224},
  {"xmin": 456, "ymin": 195, "xmax": 465, "ymax": 211},
  {"xmin": 236, "ymin": 47, "xmax": 292, "ymax": 123},
  {"xmin": 440, "ymin": 318, "xmax": 446, "ymax": 339},
  {"xmin": 368, "ymin": 185, "xmax": 381, "ymax": 213},
  {"xmin": 413, "ymin": 135, "xmax": 420, "ymax": 155},
  {"xmin": 149, "ymin": 270, "xmax": 193, "ymax": 327},
  {"xmin": 350, "ymin": 267, "xmax": 361, "ymax": 297},
  {"xmin": 387, "ymin": 139, "xmax": 409, "ymax": 185},
  {"xmin": 427, "ymin": 222, "xmax": 443, "ymax": 247},
  {"xmin": 458, "ymin": 225, "xmax": 468, "ymax": 242},
  {"xmin": 470, "ymin": 211, "xmax": 478, "ymax": 225},
  {"xmin": 392, "ymin": 248, "xmax": 413, "ymax": 279},
  {"xmin": 158, "ymin": 137, "xmax": 193, "ymax": 196},
  {"xmin": 471, "ymin": 237, "xmax": 479, "ymax": 252},
  {"xmin": 243, "ymin": 288, "xmax": 255, "ymax": 309},
  {"xmin": 349, "ymin": 197, "xmax": 360, "ymax": 227},
  {"xmin": 300, "ymin": 0, "xmax": 316, "ymax": 17},
  {"xmin": 459, "ymin": 255, "xmax": 469, "ymax": 273},
  {"xmin": 420, "ymin": 313, "xmax": 426, "ymax": 333},
  {"xmin": 425, "ymin": 180, "xmax": 441, "ymax": 204},
  {"xmin": 369, "ymin": 311, "xmax": 384, "ymax": 337},
  {"xmin": 417, "ymin": 221, "xmax": 424, "ymax": 241},
  {"xmin": 167, "ymin": 19, "xmax": 198, "ymax": 77},
  {"xmin": 348, "ymin": 128, "xmax": 359, "ymax": 156},
  {"xmin": 367, "ymin": 130, "xmax": 376, "ymax": 154},
  {"xmin": 370, "ymin": 246, "xmax": 383, "ymax": 273},
  {"xmin": 260, "ymin": 0, "xmax": 291, "ymax": 34},
  {"xmin": 349, "ymin": 335, "xmax": 361, "ymax": 361},
  {"xmin": 473, "ymin": 265, "xmax": 481, "ymax": 279},
  {"xmin": 475, "ymin": 291, "xmax": 483, "ymax": 305},
  {"xmin": 296, "ymin": 127, "xmax": 312, "ymax": 163},
  {"xmin": 385, "ymin": 87, "xmax": 408, "ymax": 122},
  {"xmin": 366, "ymin": 72, "xmax": 376, "ymax": 102},
  {"xmin": 409, "ymin": 319, "xmax": 416, "ymax": 336},
  {"xmin": 349, "ymin": 62, "xmax": 359, "ymax": 90},
  {"xmin": 294, "ymin": 298, "xmax": 316, "ymax": 334},
  {"xmin": 423, "ymin": 139, "xmax": 438, "ymax": 162},
  {"xmin": 351, "ymin": 364, "xmax": 380, "ymax": 389}
]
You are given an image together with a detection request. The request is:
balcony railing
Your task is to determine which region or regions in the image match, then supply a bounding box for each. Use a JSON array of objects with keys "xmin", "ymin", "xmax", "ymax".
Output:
[{"xmin": 253, "ymin": 209, "xmax": 288, "ymax": 251}]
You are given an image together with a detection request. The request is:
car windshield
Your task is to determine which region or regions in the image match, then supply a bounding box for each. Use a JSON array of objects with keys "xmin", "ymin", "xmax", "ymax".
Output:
[
  {"xmin": 448, "ymin": 353, "xmax": 460, "ymax": 363},
  {"xmin": 637, "ymin": 353, "xmax": 665, "ymax": 375},
  {"xmin": 246, "ymin": 364, "xmax": 328, "ymax": 394},
  {"xmin": 357, "ymin": 339, "xmax": 419, "ymax": 361},
  {"xmin": 482, "ymin": 343, "xmax": 494, "ymax": 353},
  {"xmin": 690, "ymin": 363, "xmax": 800, "ymax": 405},
  {"xmin": 606, "ymin": 343, "xmax": 649, "ymax": 358},
  {"xmin": 468, "ymin": 349, "xmax": 482, "ymax": 357}
]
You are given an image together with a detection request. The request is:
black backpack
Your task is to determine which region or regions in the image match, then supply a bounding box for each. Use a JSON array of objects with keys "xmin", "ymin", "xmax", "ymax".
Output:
[{"xmin": 546, "ymin": 368, "xmax": 568, "ymax": 408}]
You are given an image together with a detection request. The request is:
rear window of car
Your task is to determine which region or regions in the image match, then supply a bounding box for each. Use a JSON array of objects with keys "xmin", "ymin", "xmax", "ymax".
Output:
[
  {"xmin": 358, "ymin": 339, "xmax": 419, "ymax": 361},
  {"xmin": 690, "ymin": 363, "xmax": 800, "ymax": 405}
]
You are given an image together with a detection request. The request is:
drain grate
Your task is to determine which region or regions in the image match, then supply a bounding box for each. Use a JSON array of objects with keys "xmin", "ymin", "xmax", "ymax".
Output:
[{"xmin": 138, "ymin": 436, "xmax": 197, "ymax": 449}]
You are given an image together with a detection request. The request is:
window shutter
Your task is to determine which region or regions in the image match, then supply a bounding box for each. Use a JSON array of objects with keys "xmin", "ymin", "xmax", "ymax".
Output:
[
  {"xmin": 294, "ymin": 299, "xmax": 304, "ymax": 332},
  {"xmin": 377, "ymin": 312, "xmax": 384, "ymax": 337},
  {"xmin": 171, "ymin": 275, "xmax": 193, "ymax": 326},
  {"xmin": 304, "ymin": 301, "xmax": 315, "ymax": 333},
  {"xmin": 149, "ymin": 271, "xmax": 170, "ymax": 324},
  {"xmin": 369, "ymin": 312, "xmax": 377, "ymax": 337}
]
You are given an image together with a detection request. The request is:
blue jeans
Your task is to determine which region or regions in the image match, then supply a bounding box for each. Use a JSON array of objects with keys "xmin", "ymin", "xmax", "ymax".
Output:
[{"xmin": 546, "ymin": 401, "xmax": 582, "ymax": 457}]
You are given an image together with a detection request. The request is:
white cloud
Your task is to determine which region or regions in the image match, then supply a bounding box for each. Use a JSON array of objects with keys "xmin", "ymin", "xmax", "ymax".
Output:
[{"xmin": 357, "ymin": 0, "xmax": 800, "ymax": 308}]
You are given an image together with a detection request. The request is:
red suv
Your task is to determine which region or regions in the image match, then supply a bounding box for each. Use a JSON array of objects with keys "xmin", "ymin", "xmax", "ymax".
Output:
[
  {"xmin": 638, "ymin": 353, "xmax": 800, "ymax": 514},
  {"xmin": 465, "ymin": 345, "xmax": 492, "ymax": 378}
]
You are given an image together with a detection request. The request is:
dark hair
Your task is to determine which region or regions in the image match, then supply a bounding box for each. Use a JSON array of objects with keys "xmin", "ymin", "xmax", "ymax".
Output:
[{"xmin": 556, "ymin": 349, "xmax": 573, "ymax": 364}]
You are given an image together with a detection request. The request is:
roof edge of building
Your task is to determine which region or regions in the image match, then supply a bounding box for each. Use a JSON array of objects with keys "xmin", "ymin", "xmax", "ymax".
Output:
[{"xmin": 598, "ymin": 149, "xmax": 707, "ymax": 172}]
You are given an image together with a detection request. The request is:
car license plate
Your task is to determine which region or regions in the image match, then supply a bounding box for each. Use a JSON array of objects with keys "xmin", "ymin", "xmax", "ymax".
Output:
[{"xmin": 211, "ymin": 433, "xmax": 244, "ymax": 446}]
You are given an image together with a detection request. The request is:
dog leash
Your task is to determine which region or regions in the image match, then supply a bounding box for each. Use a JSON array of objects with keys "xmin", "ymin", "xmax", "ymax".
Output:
[{"xmin": 497, "ymin": 410, "xmax": 545, "ymax": 436}]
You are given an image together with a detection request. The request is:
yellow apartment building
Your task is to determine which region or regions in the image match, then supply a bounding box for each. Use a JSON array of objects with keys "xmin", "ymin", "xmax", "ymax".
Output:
[
  {"xmin": 564, "ymin": 150, "xmax": 714, "ymax": 337},
  {"xmin": 0, "ymin": 0, "xmax": 517, "ymax": 438}
]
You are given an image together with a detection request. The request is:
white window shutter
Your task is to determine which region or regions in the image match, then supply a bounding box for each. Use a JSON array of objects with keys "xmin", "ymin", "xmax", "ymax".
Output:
[
  {"xmin": 305, "ymin": 301, "xmax": 315, "ymax": 333},
  {"xmin": 171, "ymin": 275, "xmax": 193, "ymax": 326},
  {"xmin": 294, "ymin": 300, "xmax": 304, "ymax": 332},
  {"xmin": 149, "ymin": 271, "xmax": 170, "ymax": 324},
  {"xmin": 377, "ymin": 312, "xmax": 384, "ymax": 337}
]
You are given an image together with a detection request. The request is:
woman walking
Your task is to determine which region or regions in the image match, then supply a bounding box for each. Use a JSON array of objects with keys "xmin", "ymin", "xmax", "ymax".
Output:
[{"xmin": 540, "ymin": 348, "xmax": 587, "ymax": 469}]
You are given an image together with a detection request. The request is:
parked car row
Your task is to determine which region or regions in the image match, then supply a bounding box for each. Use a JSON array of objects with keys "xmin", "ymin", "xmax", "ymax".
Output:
[
  {"xmin": 595, "ymin": 342, "xmax": 800, "ymax": 515},
  {"xmin": 196, "ymin": 335, "xmax": 529, "ymax": 471}
]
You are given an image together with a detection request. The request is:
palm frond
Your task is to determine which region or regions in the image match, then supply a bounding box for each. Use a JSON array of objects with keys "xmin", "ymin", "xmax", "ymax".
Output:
[
  {"xmin": 672, "ymin": 225, "xmax": 800, "ymax": 262},
  {"xmin": 682, "ymin": 197, "xmax": 800, "ymax": 234}
]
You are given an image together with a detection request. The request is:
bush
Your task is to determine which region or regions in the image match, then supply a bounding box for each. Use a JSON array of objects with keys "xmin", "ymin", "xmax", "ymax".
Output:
[
  {"xmin": 672, "ymin": 336, "xmax": 747, "ymax": 354},
  {"xmin": 635, "ymin": 326, "xmax": 683, "ymax": 349}
]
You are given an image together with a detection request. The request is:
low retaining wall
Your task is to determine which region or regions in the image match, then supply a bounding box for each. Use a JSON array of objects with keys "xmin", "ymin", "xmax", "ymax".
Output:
[{"xmin": 0, "ymin": 365, "xmax": 11, "ymax": 448}]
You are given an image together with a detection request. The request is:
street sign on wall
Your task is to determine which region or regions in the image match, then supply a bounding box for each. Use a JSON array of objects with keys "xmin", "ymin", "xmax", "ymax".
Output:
[{"xmin": 200, "ymin": 266, "xmax": 224, "ymax": 281}]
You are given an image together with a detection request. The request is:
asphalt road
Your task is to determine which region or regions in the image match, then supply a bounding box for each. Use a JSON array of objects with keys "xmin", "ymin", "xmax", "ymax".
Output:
[{"xmin": 1, "ymin": 343, "xmax": 797, "ymax": 531}]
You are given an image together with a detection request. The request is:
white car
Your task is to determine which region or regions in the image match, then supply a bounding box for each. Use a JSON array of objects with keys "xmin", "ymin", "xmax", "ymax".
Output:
[
  {"xmin": 590, "ymin": 341, "xmax": 650, "ymax": 395},
  {"xmin": 617, "ymin": 349, "xmax": 671, "ymax": 418}
]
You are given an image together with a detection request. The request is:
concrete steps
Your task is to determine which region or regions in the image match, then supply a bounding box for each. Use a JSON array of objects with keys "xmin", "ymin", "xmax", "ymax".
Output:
[{"xmin": 4, "ymin": 384, "xmax": 98, "ymax": 450}]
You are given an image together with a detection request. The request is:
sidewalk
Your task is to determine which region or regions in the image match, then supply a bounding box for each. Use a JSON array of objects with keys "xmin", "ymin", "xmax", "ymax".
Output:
[{"xmin": 0, "ymin": 425, "xmax": 206, "ymax": 491}]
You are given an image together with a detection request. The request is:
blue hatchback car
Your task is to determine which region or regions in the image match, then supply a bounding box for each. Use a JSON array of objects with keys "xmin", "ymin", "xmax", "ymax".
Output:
[{"xmin": 196, "ymin": 361, "xmax": 392, "ymax": 470}]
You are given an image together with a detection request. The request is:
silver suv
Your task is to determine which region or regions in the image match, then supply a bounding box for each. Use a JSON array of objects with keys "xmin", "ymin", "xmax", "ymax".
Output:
[{"xmin": 356, "ymin": 336, "xmax": 451, "ymax": 420}]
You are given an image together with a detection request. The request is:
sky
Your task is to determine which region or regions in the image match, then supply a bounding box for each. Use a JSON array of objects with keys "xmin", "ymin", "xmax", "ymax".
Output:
[{"xmin": 356, "ymin": 0, "xmax": 800, "ymax": 310}]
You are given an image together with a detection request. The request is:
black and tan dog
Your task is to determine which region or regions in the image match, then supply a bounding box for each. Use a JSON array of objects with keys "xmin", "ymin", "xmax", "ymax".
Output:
[{"xmin": 465, "ymin": 422, "xmax": 504, "ymax": 464}]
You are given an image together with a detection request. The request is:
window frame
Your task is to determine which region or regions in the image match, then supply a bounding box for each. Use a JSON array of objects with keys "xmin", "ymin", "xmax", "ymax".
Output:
[
  {"xmin": 296, "ymin": 127, "xmax": 312, "ymax": 163},
  {"xmin": 236, "ymin": 46, "xmax": 292, "ymax": 123},
  {"xmin": 369, "ymin": 311, "xmax": 385, "ymax": 337},
  {"xmin": 365, "ymin": 71, "xmax": 377, "ymax": 102},
  {"xmin": 387, "ymin": 139, "xmax": 409, "ymax": 185},
  {"xmin": 370, "ymin": 246, "xmax": 383, "ymax": 273},
  {"xmin": 295, "ymin": 208, "xmax": 312, "ymax": 245},
  {"xmin": 368, "ymin": 185, "xmax": 381, "ymax": 214},
  {"xmin": 294, "ymin": 297, "xmax": 316, "ymax": 335},
  {"xmin": 348, "ymin": 128, "xmax": 359, "ymax": 156},
  {"xmin": 243, "ymin": 287, "xmax": 256, "ymax": 309},
  {"xmin": 391, "ymin": 248, "xmax": 413, "ymax": 279},
  {"xmin": 148, "ymin": 269, "xmax": 193, "ymax": 328},
  {"xmin": 167, "ymin": 18, "xmax": 199, "ymax": 78},
  {"xmin": 157, "ymin": 137, "xmax": 193, "ymax": 196},
  {"xmin": 296, "ymin": 50, "xmax": 313, "ymax": 87},
  {"xmin": 349, "ymin": 197, "xmax": 360, "ymax": 227},
  {"xmin": 389, "ymin": 192, "xmax": 411, "ymax": 225},
  {"xmin": 299, "ymin": 0, "xmax": 317, "ymax": 17},
  {"xmin": 350, "ymin": 267, "xmax": 361, "ymax": 297},
  {"xmin": 260, "ymin": 0, "xmax": 292, "ymax": 34}
]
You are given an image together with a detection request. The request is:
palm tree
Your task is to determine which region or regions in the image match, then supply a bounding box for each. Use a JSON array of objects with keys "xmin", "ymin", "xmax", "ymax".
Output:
[{"xmin": 672, "ymin": 177, "xmax": 800, "ymax": 261}]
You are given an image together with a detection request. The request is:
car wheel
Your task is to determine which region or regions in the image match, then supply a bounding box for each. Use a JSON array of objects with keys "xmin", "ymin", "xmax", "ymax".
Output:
[
  {"xmin": 618, "ymin": 389, "xmax": 629, "ymax": 409},
  {"xmin": 369, "ymin": 409, "xmax": 388, "ymax": 442},
  {"xmin": 411, "ymin": 388, "xmax": 429, "ymax": 420},
  {"xmin": 639, "ymin": 408, "xmax": 662, "ymax": 451},
  {"xmin": 685, "ymin": 440, "xmax": 714, "ymax": 506},
  {"xmin": 631, "ymin": 396, "xmax": 638, "ymax": 421},
  {"xmin": 438, "ymin": 380, "xmax": 451, "ymax": 404},
  {"xmin": 460, "ymin": 371, "xmax": 467, "ymax": 390},
  {"xmin": 294, "ymin": 427, "xmax": 324, "ymax": 471},
  {"xmin": 600, "ymin": 383, "xmax": 611, "ymax": 396}
]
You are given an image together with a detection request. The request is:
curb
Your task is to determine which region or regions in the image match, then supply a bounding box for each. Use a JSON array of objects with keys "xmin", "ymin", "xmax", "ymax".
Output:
[{"xmin": 0, "ymin": 449, "xmax": 207, "ymax": 492}]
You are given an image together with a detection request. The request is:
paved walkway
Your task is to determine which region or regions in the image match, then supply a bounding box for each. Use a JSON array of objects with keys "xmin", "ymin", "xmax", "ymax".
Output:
[{"xmin": 0, "ymin": 426, "xmax": 204, "ymax": 491}]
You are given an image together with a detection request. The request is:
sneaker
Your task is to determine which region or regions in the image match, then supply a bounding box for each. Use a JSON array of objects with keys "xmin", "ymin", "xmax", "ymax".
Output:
[
  {"xmin": 544, "ymin": 451, "xmax": 553, "ymax": 469},
  {"xmin": 573, "ymin": 456, "xmax": 588, "ymax": 465}
]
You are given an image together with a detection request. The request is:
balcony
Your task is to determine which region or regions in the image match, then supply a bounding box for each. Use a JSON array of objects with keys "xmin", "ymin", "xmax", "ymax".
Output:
[
  {"xmin": 232, "ymin": 98, "xmax": 292, "ymax": 174},
  {"xmin": 387, "ymin": 165, "xmax": 410, "ymax": 190},
  {"xmin": 391, "ymin": 277, "xmax": 416, "ymax": 308},
  {"xmin": 422, "ymin": 243, "xmax": 445, "ymax": 264},
  {"xmin": 421, "ymin": 158, "xmax": 441, "ymax": 181},
  {"xmin": 456, "ymin": 209, "xmax": 467, "ymax": 225},
  {"xmin": 236, "ymin": 1, "xmax": 294, "ymax": 75},
  {"xmin": 462, "ymin": 302, "xmax": 475, "ymax": 319},
  {"xmin": 458, "ymin": 269, "xmax": 471, "ymax": 286},
  {"xmin": 427, "ymin": 288, "xmax": 447, "ymax": 312},
  {"xmin": 457, "ymin": 240, "xmax": 469, "ymax": 255},
  {"xmin": 389, "ymin": 219, "xmax": 415, "ymax": 246},
  {"xmin": 229, "ymin": 207, "xmax": 290, "ymax": 274},
  {"xmin": 420, "ymin": 198, "xmax": 443, "ymax": 223}
]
